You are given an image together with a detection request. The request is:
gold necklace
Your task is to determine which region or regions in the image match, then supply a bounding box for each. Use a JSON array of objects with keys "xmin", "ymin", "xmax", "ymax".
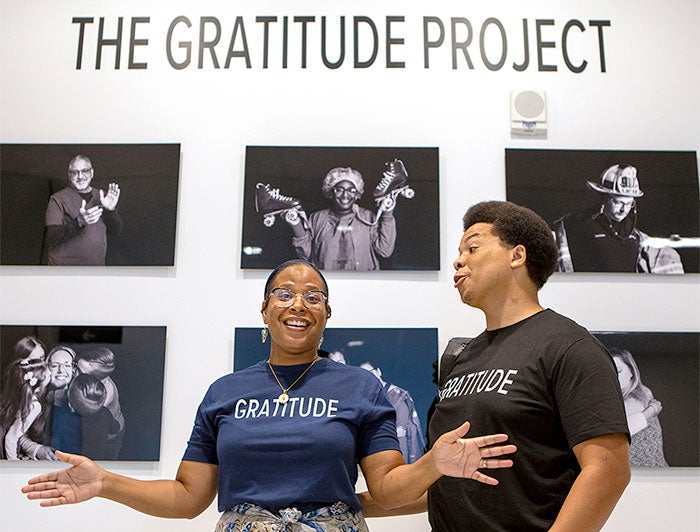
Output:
[{"xmin": 267, "ymin": 358, "xmax": 320, "ymax": 404}]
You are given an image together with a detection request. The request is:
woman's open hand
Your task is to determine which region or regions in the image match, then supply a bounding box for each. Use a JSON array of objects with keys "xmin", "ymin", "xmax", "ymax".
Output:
[{"xmin": 22, "ymin": 450, "xmax": 104, "ymax": 506}]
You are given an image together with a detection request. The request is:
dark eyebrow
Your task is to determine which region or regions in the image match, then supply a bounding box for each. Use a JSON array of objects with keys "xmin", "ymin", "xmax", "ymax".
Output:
[
  {"xmin": 462, "ymin": 232, "xmax": 482, "ymax": 245},
  {"xmin": 458, "ymin": 232, "xmax": 482, "ymax": 253}
]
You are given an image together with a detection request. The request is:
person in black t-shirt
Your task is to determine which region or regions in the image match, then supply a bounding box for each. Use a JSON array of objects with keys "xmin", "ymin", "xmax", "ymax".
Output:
[{"xmin": 361, "ymin": 200, "xmax": 631, "ymax": 531}]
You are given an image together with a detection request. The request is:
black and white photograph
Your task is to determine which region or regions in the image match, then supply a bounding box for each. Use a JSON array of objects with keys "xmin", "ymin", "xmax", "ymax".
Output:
[
  {"xmin": 0, "ymin": 143, "xmax": 180, "ymax": 266},
  {"xmin": 505, "ymin": 149, "xmax": 700, "ymax": 273},
  {"xmin": 593, "ymin": 331, "xmax": 699, "ymax": 467},
  {"xmin": 234, "ymin": 327, "xmax": 438, "ymax": 464},
  {"xmin": 240, "ymin": 146, "xmax": 440, "ymax": 270},
  {"xmin": 0, "ymin": 325, "xmax": 167, "ymax": 461}
]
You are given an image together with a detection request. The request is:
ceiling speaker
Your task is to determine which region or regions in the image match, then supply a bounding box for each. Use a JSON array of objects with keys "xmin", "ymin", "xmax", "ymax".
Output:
[{"xmin": 510, "ymin": 90, "xmax": 547, "ymax": 135}]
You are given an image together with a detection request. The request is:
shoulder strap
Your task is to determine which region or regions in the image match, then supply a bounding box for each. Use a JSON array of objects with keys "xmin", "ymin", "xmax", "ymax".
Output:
[{"xmin": 438, "ymin": 337, "xmax": 472, "ymax": 387}]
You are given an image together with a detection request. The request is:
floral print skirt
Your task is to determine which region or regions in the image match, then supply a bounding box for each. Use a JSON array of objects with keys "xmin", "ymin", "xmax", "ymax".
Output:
[{"xmin": 215, "ymin": 501, "xmax": 369, "ymax": 532}]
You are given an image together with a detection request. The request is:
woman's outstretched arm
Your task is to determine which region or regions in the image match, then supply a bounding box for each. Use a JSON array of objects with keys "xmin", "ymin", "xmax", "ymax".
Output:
[{"xmin": 22, "ymin": 450, "xmax": 218, "ymax": 519}]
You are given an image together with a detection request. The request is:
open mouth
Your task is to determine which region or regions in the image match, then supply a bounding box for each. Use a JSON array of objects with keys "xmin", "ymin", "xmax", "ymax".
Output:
[{"xmin": 284, "ymin": 318, "xmax": 309, "ymax": 330}]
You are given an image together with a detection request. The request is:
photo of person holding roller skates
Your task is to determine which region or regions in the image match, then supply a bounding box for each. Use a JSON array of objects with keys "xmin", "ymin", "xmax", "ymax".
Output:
[
  {"xmin": 277, "ymin": 162, "xmax": 409, "ymax": 270},
  {"xmin": 241, "ymin": 146, "xmax": 439, "ymax": 271}
]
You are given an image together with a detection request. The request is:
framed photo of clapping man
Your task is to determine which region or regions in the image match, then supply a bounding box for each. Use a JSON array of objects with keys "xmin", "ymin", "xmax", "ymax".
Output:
[
  {"xmin": 240, "ymin": 146, "xmax": 440, "ymax": 271},
  {"xmin": 0, "ymin": 143, "xmax": 180, "ymax": 266},
  {"xmin": 505, "ymin": 149, "xmax": 700, "ymax": 273},
  {"xmin": 0, "ymin": 325, "xmax": 167, "ymax": 461},
  {"xmin": 234, "ymin": 327, "xmax": 438, "ymax": 464},
  {"xmin": 592, "ymin": 331, "xmax": 699, "ymax": 467}
]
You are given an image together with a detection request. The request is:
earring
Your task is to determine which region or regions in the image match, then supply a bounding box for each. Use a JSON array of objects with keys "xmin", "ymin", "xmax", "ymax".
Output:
[
  {"xmin": 261, "ymin": 325, "xmax": 268, "ymax": 344},
  {"xmin": 318, "ymin": 335, "xmax": 324, "ymax": 349}
]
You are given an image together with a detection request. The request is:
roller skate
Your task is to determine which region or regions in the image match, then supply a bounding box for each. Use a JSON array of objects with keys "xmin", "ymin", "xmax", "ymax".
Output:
[
  {"xmin": 255, "ymin": 183, "xmax": 302, "ymax": 227},
  {"xmin": 373, "ymin": 159, "xmax": 415, "ymax": 211}
]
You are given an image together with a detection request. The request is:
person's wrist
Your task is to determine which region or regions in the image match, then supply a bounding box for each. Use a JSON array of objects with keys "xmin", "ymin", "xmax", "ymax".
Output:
[{"xmin": 100, "ymin": 468, "xmax": 114, "ymax": 498}]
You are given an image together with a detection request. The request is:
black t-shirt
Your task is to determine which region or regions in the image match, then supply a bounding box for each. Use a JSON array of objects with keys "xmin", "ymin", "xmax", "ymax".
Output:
[{"xmin": 427, "ymin": 310, "xmax": 629, "ymax": 532}]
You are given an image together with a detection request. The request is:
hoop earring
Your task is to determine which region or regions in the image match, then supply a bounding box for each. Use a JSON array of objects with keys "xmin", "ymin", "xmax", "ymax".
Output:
[
  {"xmin": 318, "ymin": 335, "xmax": 324, "ymax": 349},
  {"xmin": 261, "ymin": 325, "xmax": 268, "ymax": 344}
]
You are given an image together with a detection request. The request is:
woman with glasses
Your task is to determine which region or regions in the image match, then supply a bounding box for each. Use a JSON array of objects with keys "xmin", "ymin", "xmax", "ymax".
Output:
[
  {"xmin": 288, "ymin": 167, "xmax": 397, "ymax": 270},
  {"xmin": 23, "ymin": 259, "xmax": 516, "ymax": 531},
  {"xmin": 40, "ymin": 346, "xmax": 80, "ymax": 457}
]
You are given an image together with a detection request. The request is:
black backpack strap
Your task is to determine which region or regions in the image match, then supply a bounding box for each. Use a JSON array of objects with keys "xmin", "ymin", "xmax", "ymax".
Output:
[{"xmin": 438, "ymin": 337, "xmax": 472, "ymax": 387}]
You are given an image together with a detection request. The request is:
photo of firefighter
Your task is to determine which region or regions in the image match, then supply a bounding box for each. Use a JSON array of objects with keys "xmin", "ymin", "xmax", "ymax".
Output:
[
  {"xmin": 506, "ymin": 149, "xmax": 700, "ymax": 273},
  {"xmin": 241, "ymin": 146, "xmax": 440, "ymax": 270},
  {"xmin": 0, "ymin": 326, "xmax": 166, "ymax": 461}
]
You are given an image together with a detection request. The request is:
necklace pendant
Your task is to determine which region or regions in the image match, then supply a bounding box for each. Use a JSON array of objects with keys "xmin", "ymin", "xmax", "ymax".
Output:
[{"xmin": 278, "ymin": 392, "xmax": 289, "ymax": 404}]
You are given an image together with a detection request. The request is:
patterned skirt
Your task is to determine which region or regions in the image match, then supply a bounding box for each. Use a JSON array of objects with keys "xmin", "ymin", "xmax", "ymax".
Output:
[{"xmin": 215, "ymin": 501, "xmax": 369, "ymax": 532}]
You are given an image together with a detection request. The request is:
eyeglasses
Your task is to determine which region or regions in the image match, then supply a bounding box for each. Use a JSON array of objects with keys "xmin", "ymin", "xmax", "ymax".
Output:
[
  {"xmin": 269, "ymin": 287, "xmax": 328, "ymax": 308},
  {"xmin": 68, "ymin": 167, "xmax": 93, "ymax": 177},
  {"xmin": 49, "ymin": 362, "xmax": 73, "ymax": 372},
  {"xmin": 333, "ymin": 185, "xmax": 358, "ymax": 196}
]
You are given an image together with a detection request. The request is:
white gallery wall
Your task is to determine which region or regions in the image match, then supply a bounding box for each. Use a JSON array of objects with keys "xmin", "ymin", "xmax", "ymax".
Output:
[{"xmin": 1, "ymin": 1, "xmax": 698, "ymax": 531}]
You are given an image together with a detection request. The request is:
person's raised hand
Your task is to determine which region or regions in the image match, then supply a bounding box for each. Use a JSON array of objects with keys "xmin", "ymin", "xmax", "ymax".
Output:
[
  {"xmin": 284, "ymin": 207, "xmax": 303, "ymax": 226},
  {"xmin": 22, "ymin": 450, "xmax": 104, "ymax": 506},
  {"xmin": 285, "ymin": 208, "xmax": 308, "ymax": 237},
  {"xmin": 430, "ymin": 421, "xmax": 516, "ymax": 485},
  {"xmin": 100, "ymin": 183, "xmax": 120, "ymax": 211}
]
